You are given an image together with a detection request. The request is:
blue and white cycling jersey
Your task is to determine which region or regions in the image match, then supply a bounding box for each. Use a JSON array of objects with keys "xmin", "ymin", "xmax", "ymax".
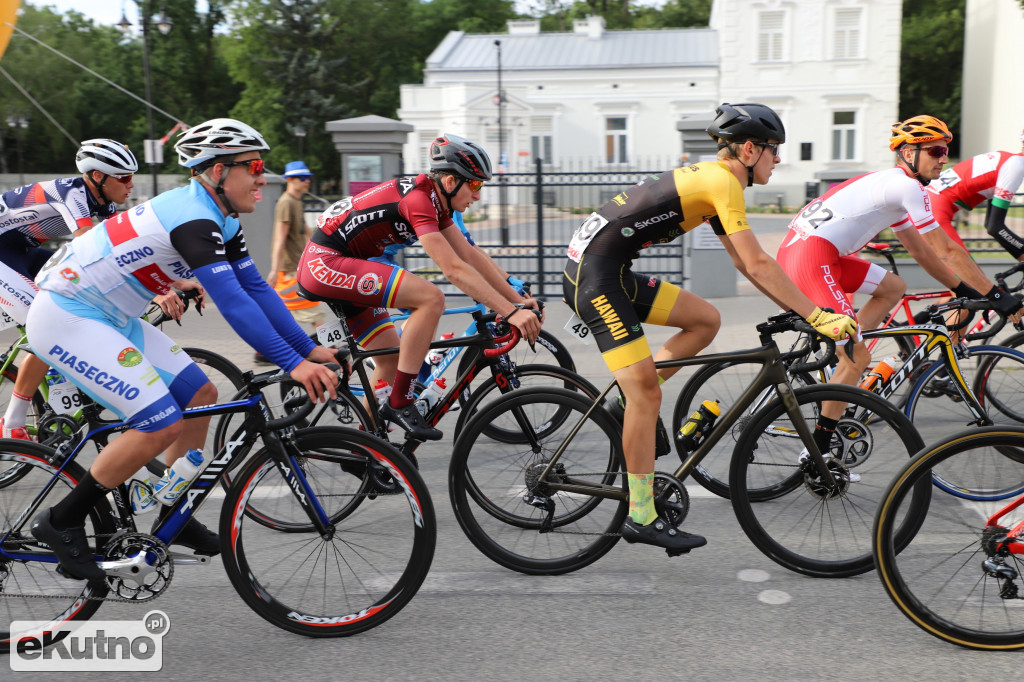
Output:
[{"xmin": 37, "ymin": 179, "xmax": 314, "ymax": 370}]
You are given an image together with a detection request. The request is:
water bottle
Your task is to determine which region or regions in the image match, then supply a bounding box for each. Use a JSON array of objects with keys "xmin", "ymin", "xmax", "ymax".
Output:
[
  {"xmin": 373, "ymin": 379, "xmax": 392, "ymax": 406},
  {"xmin": 152, "ymin": 449, "xmax": 204, "ymax": 506},
  {"xmin": 44, "ymin": 367, "xmax": 64, "ymax": 387},
  {"xmin": 128, "ymin": 466, "xmax": 158, "ymax": 515},
  {"xmin": 676, "ymin": 399, "xmax": 721, "ymax": 454},
  {"xmin": 426, "ymin": 333, "xmax": 455, "ymax": 365},
  {"xmin": 415, "ymin": 378, "xmax": 447, "ymax": 416},
  {"xmin": 858, "ymin": 355, "xmax": 901, "ymax": 392}
]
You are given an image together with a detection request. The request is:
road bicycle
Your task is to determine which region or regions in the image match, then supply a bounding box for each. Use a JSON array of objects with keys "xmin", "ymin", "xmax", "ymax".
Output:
[
  {"xmin": 219, "ymin": 299, "xmax": 599, "ymax": 532},
  {"xmin": 0, "ymin": 364, "xmax": 434, "ymax": 650},
  {"xmin": 873, "ymin": 426, "xmax": 1024, "ymax": 650},
  {"xmin": 448, "ymin": 311, "xmax": 926, "ymax": 578},
  {"xmin": 673, "ymin": 297, "xmax": 1024, "ymax": 501}
]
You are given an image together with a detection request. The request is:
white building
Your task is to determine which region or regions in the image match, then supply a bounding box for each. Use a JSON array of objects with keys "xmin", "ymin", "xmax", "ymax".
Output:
[
  {"xmin": 961, "ymin": 0, "xmax": 1024, "ymax": 157},
  {"xmin": 397, "ymin": 0, "xmax": 902, "ymax": 207}
]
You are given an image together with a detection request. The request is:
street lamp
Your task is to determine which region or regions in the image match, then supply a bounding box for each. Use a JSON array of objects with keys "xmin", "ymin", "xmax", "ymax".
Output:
[
  {"xmin": 118, "ymin": 2, "xmax": 172, "ymax": 199},
  {"xmin": 6, "ymin": 115, "xmax": 28, "ymax": 185},
  {"xmin": 293, "ymin": 124, "xmax": 306, "ymax": 159}
]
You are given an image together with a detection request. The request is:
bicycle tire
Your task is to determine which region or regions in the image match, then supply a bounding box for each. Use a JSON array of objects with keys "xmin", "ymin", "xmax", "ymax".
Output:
[
  {"xmin": 873, "ymin": 427, "xmax": 1024, "ymax": 650},
  {"xmin": 729, "ymin": 383, "xmax": 928, "ymax": 578},
  {"xmin": 220, "ymin": 427, "xmax": 435, "ymax": 637},
  {"xmin": 0, "ymin": 443, "xmax": 115, "ymax": 654},
  {"xmin": 671, "ymin": 360, "xmax": 815, "ymax": 500},
  {"xmin": 448, "ymin": 387, "xmax": 626, "ymax": 575},
  {"xmin": 903, "ymin": 346, "xmax": 1024, "ymax": 500},
  {"xmin": 453, "ymin": 364, "xmax": 601, "ymax": 443}
]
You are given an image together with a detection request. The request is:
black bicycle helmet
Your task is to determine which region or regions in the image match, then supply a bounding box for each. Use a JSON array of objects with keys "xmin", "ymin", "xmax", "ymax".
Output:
[
  {"xmin": 429, "ymin": 134, "xmax": 493, "ymax": 181},
  {"xmin": 706, "ymin": 103, "xmax": 786, "ymax": 144}
]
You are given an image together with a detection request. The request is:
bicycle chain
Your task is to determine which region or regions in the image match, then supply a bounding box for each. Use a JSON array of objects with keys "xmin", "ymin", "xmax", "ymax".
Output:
[{"xmin": 1, "ymin": 531, "xmax": 173, "ymax": 603}]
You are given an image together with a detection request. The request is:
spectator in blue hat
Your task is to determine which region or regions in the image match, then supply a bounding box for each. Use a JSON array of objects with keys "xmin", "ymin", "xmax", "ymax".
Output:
[{"xmin": 258, "ymin": 160, "xmax": 326, "ymax": 363}]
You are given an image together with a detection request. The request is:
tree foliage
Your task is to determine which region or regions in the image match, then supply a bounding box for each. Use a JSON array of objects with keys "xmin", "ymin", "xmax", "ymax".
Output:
[{"xmin": 899, "ymin": 0, "xmax": 965, "ymax": 156}]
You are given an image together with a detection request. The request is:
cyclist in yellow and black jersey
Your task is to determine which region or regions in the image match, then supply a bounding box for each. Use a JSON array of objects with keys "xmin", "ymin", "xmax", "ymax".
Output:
[{"xmin": 563, "ymin": 103, "xmax": 857, "ymax": 555}]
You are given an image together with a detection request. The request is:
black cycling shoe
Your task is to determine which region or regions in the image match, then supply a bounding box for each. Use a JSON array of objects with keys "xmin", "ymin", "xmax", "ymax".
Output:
[
  {"xmin": 621, "ymin": 515, "xmax": 707, "ymax": 556},
  {"xmin": 607, "ymin": 398, "xmax": 671, "ymax": 459},
  {"xmin": 30, "ymin": 509, "xmax": 106, "ymax": 581},
  {"xmin": 380, "ymin": 402, "xmax": 442, "ymax": 441},
  {"xmin": 153, "ymin": 511, "xmax": 221, "ymax": 556}
]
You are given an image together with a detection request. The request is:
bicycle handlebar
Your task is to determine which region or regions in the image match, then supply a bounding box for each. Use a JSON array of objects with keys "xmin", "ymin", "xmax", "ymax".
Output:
[
  {"xmin": 924, "ymin": 297, "xmax": 998, "ymax": 332},
  {"xmin": 755, "ymin": 312, "xmax": 838, "ymax": 374},
  {"xmin": 145, "ymin": 288, "xmax": 204, "ymax": 327},
  {"xmin": 994, "ymin": 262, "xmax": 1024, "ymax": 294}
]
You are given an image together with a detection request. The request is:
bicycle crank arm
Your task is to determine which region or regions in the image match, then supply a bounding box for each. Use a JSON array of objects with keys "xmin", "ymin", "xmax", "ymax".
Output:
[{"xmin": 169, "ymin": 553, "xmax": 211, "ymax": 566}]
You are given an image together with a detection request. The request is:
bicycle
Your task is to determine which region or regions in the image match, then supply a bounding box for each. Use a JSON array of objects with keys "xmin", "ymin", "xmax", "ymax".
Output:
[
  {"xmin": 447, "ymin": 311, "xmax": 926, "ymax": 578},
  {"xmin": 673, "ymin": 297, "xmax": 1024, "ymax": 501},
  {"xmin": 219, "ymin": 300, "xmax": 599, "ymax": 532},
  {"xmin": 873, "ymin": 425, "xmax": 1024, "ymax": 650},
  {"xmin": 0, "ymin": 364, "xmax": 434, "ymax": 650}
]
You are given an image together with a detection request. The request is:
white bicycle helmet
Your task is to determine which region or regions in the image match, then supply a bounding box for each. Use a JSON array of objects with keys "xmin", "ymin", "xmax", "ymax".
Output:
[
  {"xmin": 174, "ymin": 118, "xmax": 270, "ymax": 169},
  {"xmin": 75, "ymin": 139, "xmax": 139, "ymax": 176}
]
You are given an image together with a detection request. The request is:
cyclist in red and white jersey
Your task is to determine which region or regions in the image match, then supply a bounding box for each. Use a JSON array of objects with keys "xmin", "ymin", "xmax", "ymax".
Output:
[
  {"xmin": 0, "ymin": 139, "xmax": 137, "ymax": 440},
  {"xmin": 296, "ymin": 134, "xmax": 542, "ymax": 441},
  {"xmin": 777, "ymin": 115, "xmax": 1022, "ymax": 455},
  {"xmin": 927, "ymin": 129, "xmax": 1024, "ymax": 257}
]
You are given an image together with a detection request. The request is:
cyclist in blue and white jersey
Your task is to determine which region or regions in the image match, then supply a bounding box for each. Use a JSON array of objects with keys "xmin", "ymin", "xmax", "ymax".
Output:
[
  {"xmin": 0, "ymin": 139, "xmax": 138, "ymax": 440},
  {"xmin": 27, "ymin": 119, "xmax": 338, "ymax": 581}
]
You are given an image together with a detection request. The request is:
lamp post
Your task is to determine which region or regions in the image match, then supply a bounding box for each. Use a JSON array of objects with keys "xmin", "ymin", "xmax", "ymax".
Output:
[
  {"xmin": 118, "ymin": 2, "xmax": 172, "ymax": 199},
  {"xmin": 6, "ymin": 116, "xmax": 28, "ymax": 185},
  {"xmin": 494, "ymin": 39, "xmax": 508, "ymax": 245},
  {"xmin": 293, "ymin": 124, "xmax": 306, "ymax": 159}
]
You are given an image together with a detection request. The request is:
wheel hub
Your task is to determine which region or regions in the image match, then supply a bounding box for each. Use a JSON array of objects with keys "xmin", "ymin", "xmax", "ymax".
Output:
[
  {"xmin": 803, "ymin": 459, "xmax": 851, "ymax": 499},
  {"xmin": 524, "ymin": 461, "xmax": 566, "ymax": 496}
]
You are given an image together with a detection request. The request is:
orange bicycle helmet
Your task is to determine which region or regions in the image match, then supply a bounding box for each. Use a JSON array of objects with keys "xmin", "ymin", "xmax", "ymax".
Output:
[{"xmin": 889, "ymin": 115, "xmax": 952, "ymax": 151}]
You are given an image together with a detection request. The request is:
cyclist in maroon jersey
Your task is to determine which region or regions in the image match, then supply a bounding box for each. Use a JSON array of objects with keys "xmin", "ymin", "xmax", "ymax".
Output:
[{"xmin": 296, "ymin": 134, "xmax": 542, "ymax": 440}]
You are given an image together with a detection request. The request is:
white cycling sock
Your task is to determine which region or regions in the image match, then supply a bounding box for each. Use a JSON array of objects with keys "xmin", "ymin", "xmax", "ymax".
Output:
[{"xmin": 4, "ymin": 391, "xmax": 32, "ymax": 427}]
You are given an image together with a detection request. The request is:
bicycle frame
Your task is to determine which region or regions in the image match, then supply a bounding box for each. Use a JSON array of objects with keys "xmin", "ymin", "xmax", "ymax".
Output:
[{"xmin": 0, "ymin": 387, "xmax": 333, "ymax": 569}]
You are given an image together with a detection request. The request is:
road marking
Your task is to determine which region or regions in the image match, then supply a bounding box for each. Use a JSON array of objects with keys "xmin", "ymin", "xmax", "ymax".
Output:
[
  {"xmin": 757, "ymin": 590, "xmax": 792, "ymax": 605},
  {"xmin": 737, "ymin": 569, "xmax": 771, "ymax": 583}
]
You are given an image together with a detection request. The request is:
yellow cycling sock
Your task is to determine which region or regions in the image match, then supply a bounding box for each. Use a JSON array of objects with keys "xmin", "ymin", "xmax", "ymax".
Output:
[{"xmin": 627, "ymin": 472, "xmax": 657, "ymax": 525}]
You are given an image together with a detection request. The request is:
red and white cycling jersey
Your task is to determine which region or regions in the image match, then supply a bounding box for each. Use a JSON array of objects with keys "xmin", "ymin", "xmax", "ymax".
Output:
[
  {"xmin": 782, "ymin": 166, "xmax": 938, "ymax": 256},
  {"xmin": 927, "ymin": 151, "xmax": 1024, "ymax": 208}
]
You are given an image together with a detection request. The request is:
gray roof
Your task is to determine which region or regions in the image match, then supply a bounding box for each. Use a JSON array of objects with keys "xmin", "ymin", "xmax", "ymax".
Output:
[{"xmin": 426, "ymin": 28, "xmax": 718, "ymax": 71}]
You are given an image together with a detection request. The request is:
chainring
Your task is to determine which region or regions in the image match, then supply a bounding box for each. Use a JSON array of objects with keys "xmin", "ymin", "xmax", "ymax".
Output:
[
  {"xmin": 101, "ymin": 532, "xmax": 173, "ymax": 602},
  {"xmin": 653, "ymin": 472, "xmax": 689, "ymax": 527}
]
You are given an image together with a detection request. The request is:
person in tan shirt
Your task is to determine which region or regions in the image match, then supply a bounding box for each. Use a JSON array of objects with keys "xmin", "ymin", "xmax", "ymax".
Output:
[{"xmin": 258, "ymin": 160, "xmax": 327, "ymax": 363}]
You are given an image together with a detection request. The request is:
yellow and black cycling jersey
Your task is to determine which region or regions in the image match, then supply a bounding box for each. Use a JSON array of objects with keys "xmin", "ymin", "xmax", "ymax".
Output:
[{"xmin": 567, "ymin": 161, "xmax": 751, "ymax": 264}]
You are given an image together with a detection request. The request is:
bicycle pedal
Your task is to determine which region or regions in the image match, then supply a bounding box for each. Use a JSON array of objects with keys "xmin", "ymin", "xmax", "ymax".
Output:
[{"xmin": 665, "ymin": 547, "xmax": 692, "ymax": 558}]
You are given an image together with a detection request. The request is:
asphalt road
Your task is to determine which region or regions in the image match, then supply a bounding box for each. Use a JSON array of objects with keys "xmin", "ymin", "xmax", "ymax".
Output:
[{"xmin": 6, "ymin": 213, "xmax": 1017, "ymax": 680}]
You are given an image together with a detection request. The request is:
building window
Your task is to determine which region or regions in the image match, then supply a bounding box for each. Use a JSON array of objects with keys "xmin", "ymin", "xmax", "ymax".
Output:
[
  {"xmin": 531, "ymin": 134, "xmax": 552, "ymax": 164},
  {"xmin": 605, "ymin": 117, "xmax": 629, "ymax": 164},
  {"xmin": 758, "ymin": 10, "xmax": 785, "ymax": 62},
  {"xmin": 831, "ymin": 111, "xmax": 857, "ymax": 161},
  {"xmin": 833, "ymin": 8, "xmax": 863, "ymax": 59}
]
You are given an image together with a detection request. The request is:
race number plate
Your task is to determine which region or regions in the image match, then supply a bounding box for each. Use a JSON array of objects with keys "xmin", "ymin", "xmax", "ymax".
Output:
[
  {"xmin": 316, "ymin": 319, "xmax": 346, "ymax": 348},
  {"xmin": 47, "ymin": 379, "xmax": 85, "ymax": 416},
  {"xmin": 563, "ymin": 313, "xmax": 594, "ymax": 345},
  {"xmin": 0, "ymin": 309, "xmax": 16, "ymax": 331}
]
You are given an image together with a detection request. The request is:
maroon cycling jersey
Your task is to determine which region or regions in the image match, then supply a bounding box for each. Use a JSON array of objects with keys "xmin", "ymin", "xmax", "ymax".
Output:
[{"xmin": 310, "ymin": 174, "xmax": 453, "ymax": 259}]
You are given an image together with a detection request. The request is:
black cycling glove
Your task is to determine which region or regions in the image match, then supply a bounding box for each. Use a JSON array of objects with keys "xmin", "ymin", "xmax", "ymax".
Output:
[{"xmin": 985, "ymin": 286, "xmax": 1024, "ymax": 316}]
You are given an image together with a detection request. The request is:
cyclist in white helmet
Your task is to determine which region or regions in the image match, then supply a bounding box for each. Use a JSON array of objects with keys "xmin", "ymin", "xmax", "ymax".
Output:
[
  {"xmin": 0, "ymin": 138, "xmax": 138, "ymax": 440},
  {"xmin": 26, "ymin": 118, "xmax": 339, "ymax": 581}
]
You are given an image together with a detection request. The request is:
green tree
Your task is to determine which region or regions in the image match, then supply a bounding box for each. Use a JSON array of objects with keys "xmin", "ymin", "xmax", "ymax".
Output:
[{"xmin": 899, "ymin": 0, "xmax": 964, "ymax": 155}]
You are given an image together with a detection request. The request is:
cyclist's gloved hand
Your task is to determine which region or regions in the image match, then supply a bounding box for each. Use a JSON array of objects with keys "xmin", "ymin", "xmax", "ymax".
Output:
[
  {"xmin": 805, "ymin": 306, "xmax": 857, "ymax": 341},
  {"xmin": 952, "ymin": 281, "xmax": 984, "ymax": 299},
  {"xmin": 985, "ymin": 285, "xmax": 1024, "ymax": 317}
]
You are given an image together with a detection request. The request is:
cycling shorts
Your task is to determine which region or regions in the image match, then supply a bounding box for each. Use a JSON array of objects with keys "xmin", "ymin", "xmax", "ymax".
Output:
[
  {"xmin": 928, "ymin": 193, "xmax": 967, "ymax": 250},
  {"xmin": 0, "ymin": 244, "xmax": 56, "ymax": 325},
  {"xmin": 296, "ymin": 245, "xmax": 397, "ymax": 346},
  {"xmin": 562, "ymin": 254, "xmax": 680, "ymax": 372},
  {"xmin": 777, "ymin": 233, "xmax": 886, "ymax": 325},
  {"xmin": 26, "ymin": 290, "xmax": 211, "ymax": 432}
]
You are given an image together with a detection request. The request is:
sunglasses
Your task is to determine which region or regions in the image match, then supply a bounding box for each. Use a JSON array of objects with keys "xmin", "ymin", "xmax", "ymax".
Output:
[
  {"xmin": 922, "ymin": 145, "xmax": 948, "ymax": 159},
  {"xmin": 754, "ymin": 142, "xmax": 780, "ymax": 156},
  {"xmin": 108, "ymin": 173, "xmax": 133, "ymax": 185},
  {"xmin": 294, "ymin": 175, "xmax": 313, "ymax": 182},
  {"xmin": 465, "ymin": 179, "xmax": 484, "ymax": 192},
  {"xmin": 221, "ymin": 158, "xmax": 265, "ymax": 175}
]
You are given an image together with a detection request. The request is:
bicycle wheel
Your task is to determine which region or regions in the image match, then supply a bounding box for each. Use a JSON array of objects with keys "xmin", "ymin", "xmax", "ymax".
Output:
[
  {"xmin": 454, "ymin": 364, "xmax": 601, "ymax": 442},
  {"xmin": 904, "ymin": 346, "xmax": 1024, "ymax": 499},
  {"xmin": 672, "ymin": 360, "xmax": 815, "ymax": 499},
  {"xmin": 729, "ymin": 384, "xmax": 928, "ymax": 578},
  {"xmin": 874, "ymin": 427, "xmax": 1024, "ymax": 650},
  {"xmin": 449, "ymin": 387, "xmax": 627, "ymax": 575},
  {"xmin": 220, "ymin": 427, "xmax": 435, "ymax": 637},
  {"xmin": 0, "ymin": 443, "xmax": 115, "ymax": 654}
]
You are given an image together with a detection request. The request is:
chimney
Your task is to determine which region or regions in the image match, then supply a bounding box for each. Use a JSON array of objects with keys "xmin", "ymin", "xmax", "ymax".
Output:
[
  {"xmin": 573, "ymin": 15, "xmax": 605, "ymax": 39},
  {"xmin": 507, "ymin": 19, "xmax": 541, "ymax": 35}
]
